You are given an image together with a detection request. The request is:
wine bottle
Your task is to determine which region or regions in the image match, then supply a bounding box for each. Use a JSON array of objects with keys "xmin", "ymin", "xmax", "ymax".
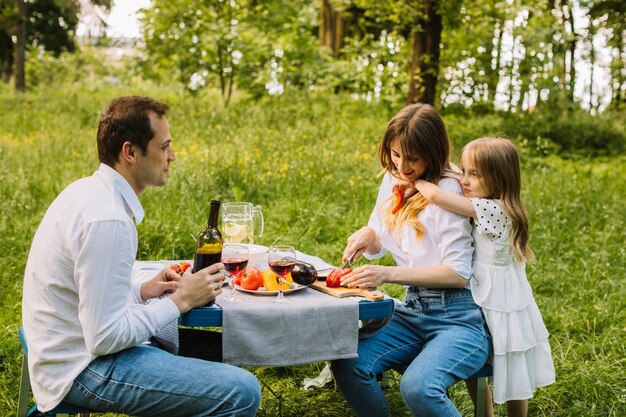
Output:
[
  {"xmin": 193, "ymin": 200, "xmax": 223, "ymax": 273},
  {"xmin": 192, "ymin": 200, "xmax": 223, "ymax": 307}
]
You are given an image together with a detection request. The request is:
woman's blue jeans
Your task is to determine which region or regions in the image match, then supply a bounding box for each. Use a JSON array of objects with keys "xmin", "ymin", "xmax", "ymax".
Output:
[
  {"xmin": 331, "ymin": 289, "xmax": 491, "ymax": 417},
  {"xmin": 63, "ymin": 344, "xmax": 261, "ymax": 417}
]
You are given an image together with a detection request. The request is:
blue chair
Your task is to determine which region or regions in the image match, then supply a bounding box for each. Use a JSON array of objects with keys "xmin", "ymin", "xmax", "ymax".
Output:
[
  {"xmin": 18, "ymin": 327, "xmax": 97, "ymax": 417},
  {"xmin": 471, "ymin": 363, "xmax": 493, "ymax": 417}
]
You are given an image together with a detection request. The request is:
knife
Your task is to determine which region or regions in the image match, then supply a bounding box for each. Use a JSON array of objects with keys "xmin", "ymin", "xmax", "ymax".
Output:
[{"xmin": 341, "ymin": 252, "xmax": 356, "ymax": 269}]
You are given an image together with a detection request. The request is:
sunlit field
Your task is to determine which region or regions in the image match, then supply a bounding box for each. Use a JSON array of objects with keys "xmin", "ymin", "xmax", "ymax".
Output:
[{"xmin": 1, "ymin": 83, "xmax": 624, "ymax": 416}]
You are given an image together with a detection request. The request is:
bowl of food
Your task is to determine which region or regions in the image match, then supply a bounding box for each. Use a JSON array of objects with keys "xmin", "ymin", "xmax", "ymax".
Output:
[{"xmin": 242, "ymin": 244, "xmax": 269, "ymax": 269}]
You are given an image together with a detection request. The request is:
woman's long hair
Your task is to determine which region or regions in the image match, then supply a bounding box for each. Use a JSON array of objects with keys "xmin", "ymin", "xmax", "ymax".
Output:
[
  {"xmin": 462, "ymin": 138, "xmax": 534, "ymax": 262},
  {"xmin": 378, "ymin": 103, "xmax": 451, "ymax": 239}
]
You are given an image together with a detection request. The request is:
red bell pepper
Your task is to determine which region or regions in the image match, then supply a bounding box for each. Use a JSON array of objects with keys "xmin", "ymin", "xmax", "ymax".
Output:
[{"xmin": 391, "ymin": 185, "xmax": 404, "ymax": 214}]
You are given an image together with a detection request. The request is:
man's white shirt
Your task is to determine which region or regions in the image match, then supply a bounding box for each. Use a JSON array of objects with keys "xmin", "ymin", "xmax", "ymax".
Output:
[{"xmin": 22, "ymin": 164, "xmax": 179, "ymax": 412}]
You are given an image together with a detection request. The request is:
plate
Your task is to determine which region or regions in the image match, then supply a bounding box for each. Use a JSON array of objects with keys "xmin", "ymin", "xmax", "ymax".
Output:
[{"xmin": 234, "ymin": 283, "xmax": 310, "ymax": 296}]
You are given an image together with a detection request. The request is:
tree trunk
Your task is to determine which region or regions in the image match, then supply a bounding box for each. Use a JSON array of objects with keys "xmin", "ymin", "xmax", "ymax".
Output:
[
  {"xmin": 226, "ymin": 69, "xmax": 234, "ymax": 107},
  {"xmin": 484, "ymin": 19, "xmax": 503, "ymax": 107},
  {"xmin": 319, "ymin": 0, "xmax": 344, "ymax": 58},
  {"xmin": 407, "ymin": 1, "xmax": 442, "ymax": 105},
  {"xmin": 518, "ymin": 80, "xmax": 529, "ymax": 113},
  {"xmin": 0, "ymin": 30, "xmax": 13, "ymax": 83},
  {"xmin": 553, "ymin": 0, "xmax": 576, "ymax": 113},
  {"xmin": 217, "ymin": 45, "xmax": 226, "ymax": 98},
  {"xmin": 588, "ymin": 42, "xmax": 595, "ymax": 113},
  {"xmin": 15, "ymin": 0, "xmax": 26, "ymax": 92},
  {"xmin": 505, "ymin": 23, "xmax": 516, "ymax": 111},
  {"xmin": 612, "ymin": 38, "xmax": 624, "ymax": 110},
  {"xmin": 563, "ymin": 0, "xmax": 576, "ymax": 106}
]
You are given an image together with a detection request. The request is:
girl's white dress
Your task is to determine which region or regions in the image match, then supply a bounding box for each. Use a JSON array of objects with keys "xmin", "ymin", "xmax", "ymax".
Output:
[{"xmin": 470, "ymin": 198, "xmax": 555, "ymax": 403}]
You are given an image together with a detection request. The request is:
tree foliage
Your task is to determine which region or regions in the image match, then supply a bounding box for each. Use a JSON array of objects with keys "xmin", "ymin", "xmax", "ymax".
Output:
[
  {"xmin": 588, "ymin": 0, "xmax": 626, "ymax": 110},
  {"xmin": 0, "ymin": 0, "xmax": 111, "ymax": 90},
  {"xmin": 3, "ymin": 0, "xmax": 624, "ymax": 114}
]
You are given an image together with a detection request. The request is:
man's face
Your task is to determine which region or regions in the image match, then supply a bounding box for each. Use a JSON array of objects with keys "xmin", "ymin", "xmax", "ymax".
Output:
[{"xmin": 135, "ymin": 113, "xmax": 175, "ymax": 190}]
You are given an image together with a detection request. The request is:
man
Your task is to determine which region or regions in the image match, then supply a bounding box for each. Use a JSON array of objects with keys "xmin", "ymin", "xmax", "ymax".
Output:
[{"xmin": 22, "ymin": 96, "xmax": 261, "ymax": 416}]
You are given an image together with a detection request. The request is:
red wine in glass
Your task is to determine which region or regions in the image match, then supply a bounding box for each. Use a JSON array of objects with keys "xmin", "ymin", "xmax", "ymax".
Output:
[
  {"xmin": 223, "ymin": 258, "xmax": 249, "ymax": 276},
  {"xmin": 269, "ymin": 259, "xmax": 296, "ymax": 276}
]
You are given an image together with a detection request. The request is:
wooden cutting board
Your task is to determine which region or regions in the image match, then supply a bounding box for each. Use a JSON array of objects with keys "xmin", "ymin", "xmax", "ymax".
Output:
[{"xmin": 311, "ymin": 280, "xmax": 384, "ymax": 302}]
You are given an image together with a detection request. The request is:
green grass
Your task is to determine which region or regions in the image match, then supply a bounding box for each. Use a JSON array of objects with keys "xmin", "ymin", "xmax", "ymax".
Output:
[{"xmin": 1, "ymin": 82, "xmax": 624, "ymax": 416}]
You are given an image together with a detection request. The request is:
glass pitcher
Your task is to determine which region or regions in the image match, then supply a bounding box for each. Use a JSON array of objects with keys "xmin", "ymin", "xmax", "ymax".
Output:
[{"xmin": 221, "ymin": 202, "xmax": 264, "ymax": 244}]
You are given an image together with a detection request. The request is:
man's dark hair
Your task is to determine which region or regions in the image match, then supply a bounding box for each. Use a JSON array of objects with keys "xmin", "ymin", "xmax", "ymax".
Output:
[{"xmin": 97, "ymin": 96, "xmax": 169, "ymax": 166}]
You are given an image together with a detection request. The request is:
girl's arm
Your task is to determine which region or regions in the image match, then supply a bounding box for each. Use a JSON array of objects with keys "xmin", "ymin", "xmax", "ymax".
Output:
[{"xmin": 415, "ymin": 179, "xmax": 476, "ymax": 219}]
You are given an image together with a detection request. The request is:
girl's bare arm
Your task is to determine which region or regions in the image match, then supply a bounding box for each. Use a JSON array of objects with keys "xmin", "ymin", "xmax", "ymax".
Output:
[{"xmin": 414, "ymin": 179, "xmax": 476, "ymax": 219}]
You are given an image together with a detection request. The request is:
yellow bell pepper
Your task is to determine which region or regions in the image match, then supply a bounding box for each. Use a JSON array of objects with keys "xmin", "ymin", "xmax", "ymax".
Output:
[{"xmin": 262, "ymin": 268, "xmax": 293, "ymax": 291}]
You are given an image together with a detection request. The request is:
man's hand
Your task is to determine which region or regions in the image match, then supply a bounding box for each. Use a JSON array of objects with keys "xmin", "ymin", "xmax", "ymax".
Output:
[
  {"xmin": 169, "ymin": 263, "xmax": 225, "ymax": 314},
  {"xmin": 140, "ymin": 268, "xmax": 181, "ymax": 301}
]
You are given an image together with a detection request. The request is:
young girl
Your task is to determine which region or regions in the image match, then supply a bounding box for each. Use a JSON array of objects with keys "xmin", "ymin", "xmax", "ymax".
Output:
[{"xmin": 415, "ymin": 137, "xmax": 555, "ymax": 417}]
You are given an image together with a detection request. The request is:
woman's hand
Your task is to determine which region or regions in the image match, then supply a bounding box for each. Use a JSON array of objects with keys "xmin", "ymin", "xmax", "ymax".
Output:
[
  {"xmin": 343, "ymin": 227, "xmax": 380, "ymax": 263},
  {"xmin": 339, "ymin": 264, "xmax": 391, "ymax": 289},
  {"xmin": 140, "ymin": 268, "xmax": 181, "ymax": 301}
]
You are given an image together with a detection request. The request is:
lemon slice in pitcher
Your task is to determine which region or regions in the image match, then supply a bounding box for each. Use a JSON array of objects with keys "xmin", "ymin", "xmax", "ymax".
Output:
[{"xmin": 224, "ymin": 221, "xmax": 247, "ymax": 243}]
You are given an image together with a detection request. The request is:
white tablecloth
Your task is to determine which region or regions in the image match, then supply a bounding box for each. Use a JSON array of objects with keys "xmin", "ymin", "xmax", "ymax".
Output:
[
  {"xmin": 132, "ymin": 256, "xmax": 360, "ymax": 366},
  {"xmin": 219, "ymin": 287, "xmax": 359, "ymax": 366}
]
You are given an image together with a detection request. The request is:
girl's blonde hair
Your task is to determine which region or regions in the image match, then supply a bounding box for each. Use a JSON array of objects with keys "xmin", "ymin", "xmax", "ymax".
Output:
[
  {"xmin": 378, "ymin": 103, "xmax": 451, "ymax": 239},
  {"xmin": 462, "ymin": 138, "xmax": 535, "ymax": 262}
]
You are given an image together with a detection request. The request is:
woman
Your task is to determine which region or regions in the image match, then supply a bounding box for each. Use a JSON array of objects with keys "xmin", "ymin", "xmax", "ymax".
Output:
[{"xmin": 331, "ymin": 103, "xmax": 491, "ymax": 417}]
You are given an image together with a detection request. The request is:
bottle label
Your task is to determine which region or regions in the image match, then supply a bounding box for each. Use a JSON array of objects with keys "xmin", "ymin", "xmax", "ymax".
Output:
[{"xmin": 196, "ymin": 243, "xmax": 222, "ymax": 255}]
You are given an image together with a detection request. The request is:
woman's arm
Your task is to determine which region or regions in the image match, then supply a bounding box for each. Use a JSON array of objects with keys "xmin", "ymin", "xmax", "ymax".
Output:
[
  {"xmin": 342, "ymin": 178, "xmax": 474, "ymax": 290},
  {"xmin": 415, "ymin": 179, "xmax": 476, "ymax": 219},
  {"xmin": 340, "ymin": 263, "xmax": 467, "ymax": 289},
  {"xmin": 347, "ymin": 173, "xmax": 394, "ymax": 262}
]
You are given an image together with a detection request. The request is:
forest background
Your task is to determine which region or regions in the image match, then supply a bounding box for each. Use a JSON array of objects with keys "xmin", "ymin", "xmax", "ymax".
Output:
[{"xmin": 0, "ymin": 0, "xmax": 624, "ymax": 416}]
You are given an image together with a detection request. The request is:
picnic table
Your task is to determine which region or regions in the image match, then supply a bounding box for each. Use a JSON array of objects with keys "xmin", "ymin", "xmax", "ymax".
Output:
[{"xmin": 134, "ymin": 255, "xmax": 395, "ymax": 367}]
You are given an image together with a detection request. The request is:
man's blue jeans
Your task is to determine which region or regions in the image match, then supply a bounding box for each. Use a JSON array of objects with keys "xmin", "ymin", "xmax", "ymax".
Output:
[
  {"xmin": 63, "ymin": 344, "xmax": 261, "ymax": 417},
  {"xmin": 331, "ymin": 289, "xmax": 490, "ymax": 417}
]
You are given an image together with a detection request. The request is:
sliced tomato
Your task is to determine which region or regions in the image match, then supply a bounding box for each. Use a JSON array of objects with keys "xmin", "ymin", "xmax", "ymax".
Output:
[{"xmin": 326, "ymin": 267, "xmax": 352, "ymax": 288}]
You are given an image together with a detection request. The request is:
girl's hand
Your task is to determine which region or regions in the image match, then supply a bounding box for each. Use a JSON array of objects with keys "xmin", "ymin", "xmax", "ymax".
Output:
[
  {"xmin": 395, "ymin": 180, "xmax": 417, "ymax": 198},
  {"xmin": 340, "ymin": 264, "xmax": 390, "ymax": 289},
  {"xmin": 140, "ymin": 268, "xmax": 181, "ymax": 301},
  {"xmin": 343, "ymin": 227, "xmax": 380, "ymax": 263}
]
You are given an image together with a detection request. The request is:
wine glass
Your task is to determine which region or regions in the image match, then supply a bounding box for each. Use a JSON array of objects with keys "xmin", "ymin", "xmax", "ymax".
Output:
[
  {"xmin": 268, "ymin": 245, "xmax": 296, "ymax": 304},
  {"xmin": 221, "ymin": 244, "xmax": 249, "ymax": 302}
]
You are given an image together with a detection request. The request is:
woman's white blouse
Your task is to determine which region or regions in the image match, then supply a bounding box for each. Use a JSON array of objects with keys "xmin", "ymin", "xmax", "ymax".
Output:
[{"xmin": 364, "ymin": 172, "xmax": 474, "ymax": 284}]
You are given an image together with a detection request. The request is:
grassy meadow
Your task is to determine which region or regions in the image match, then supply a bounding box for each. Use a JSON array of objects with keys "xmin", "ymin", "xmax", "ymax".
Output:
[{"xmin": 0, "ymin": 82, "xmax": 624, "ymax": 417}]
